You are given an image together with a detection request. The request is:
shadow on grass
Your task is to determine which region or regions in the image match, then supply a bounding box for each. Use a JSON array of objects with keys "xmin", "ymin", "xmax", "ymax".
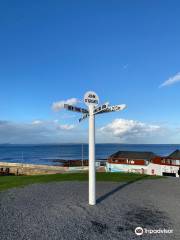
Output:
[{"xmin": 96, "ymin": 175, "xmax": 148, "ymax": 204}]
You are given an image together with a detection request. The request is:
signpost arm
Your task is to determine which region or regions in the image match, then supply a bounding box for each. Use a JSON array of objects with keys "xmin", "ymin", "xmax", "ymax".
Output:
[{"xmin": 89, "ymin": 105, "xmax": 96, "ymax": 205}]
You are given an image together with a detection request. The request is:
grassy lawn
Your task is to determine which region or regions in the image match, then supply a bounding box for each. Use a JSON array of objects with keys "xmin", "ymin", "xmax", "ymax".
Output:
[{"xmin": 0, "ymin": 172, "xmax": 163, "ymax": 192}]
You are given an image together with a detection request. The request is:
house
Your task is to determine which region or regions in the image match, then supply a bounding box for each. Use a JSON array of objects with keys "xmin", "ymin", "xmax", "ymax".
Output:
[
  {"xmin": 106, "ymin": 151, "xmax": 155, "ymax": 174},
  {"xmin": 106, "ymin": 150, "xmax": 180, "ymax": 177},
  {"xmin": 168, "ymin": 150, "xmax": 180, "ymax": 161}
]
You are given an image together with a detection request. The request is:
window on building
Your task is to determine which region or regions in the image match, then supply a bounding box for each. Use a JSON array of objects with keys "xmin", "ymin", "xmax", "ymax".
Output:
[
  {"xmin": 161, "ymin": 159, "xmax": 166, "ymax": 164},
  {"xmin": 166, "ymin": 159, "xmax": 170, "ymax": 164}
]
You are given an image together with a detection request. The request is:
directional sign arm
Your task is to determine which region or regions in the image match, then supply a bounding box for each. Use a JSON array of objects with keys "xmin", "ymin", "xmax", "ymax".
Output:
[
  {"xmin": 96, "ymin": 104, "xmax": 127, "ymax": 115},
  {"xmin": 64, "ymin": 104, "xmax": 89, "ymax": 114},
  {"xmin": 79, "ymin": 102, "xmax": 109, "ymax": 123},
  {"xmin": 79, "ymin": 104, "xmax": 127, "ymax": 122},
  {"xmin": 93, "ymin": 102, "xmax": 109, "ymax": 114},
  {"xmin": 79, "ymin": 113, "xmax": 89, "ymax": 122}
]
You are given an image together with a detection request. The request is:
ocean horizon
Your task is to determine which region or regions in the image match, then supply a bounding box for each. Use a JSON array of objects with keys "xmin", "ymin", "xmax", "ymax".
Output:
[{"xmin": 0, "ymin": 143, "xmax": 180, "ymax": 166}]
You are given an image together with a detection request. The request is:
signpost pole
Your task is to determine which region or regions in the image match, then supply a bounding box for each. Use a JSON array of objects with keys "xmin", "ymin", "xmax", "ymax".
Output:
[
  {"xmin": 89, "ymin": 105, "xmax": 96, "ymax": 205},
  {"xmin": 61, "ymin": 91, "xmax": 127, "ymax": 206}
]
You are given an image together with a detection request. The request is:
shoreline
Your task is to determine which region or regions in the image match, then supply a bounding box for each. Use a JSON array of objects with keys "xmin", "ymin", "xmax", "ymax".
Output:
[
  {"xmin": 0, "ymin": 161, "xmax": 105, "ymax": 175},
  {"xmin": 0, "ymin": 161, "xmax": 69, "ymax": 175}
]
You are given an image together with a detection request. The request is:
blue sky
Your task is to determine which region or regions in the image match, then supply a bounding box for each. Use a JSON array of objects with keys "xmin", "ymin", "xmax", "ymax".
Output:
[{"xmin": 0, "ymin": 0, "xmax": 180, "ymax": 143}]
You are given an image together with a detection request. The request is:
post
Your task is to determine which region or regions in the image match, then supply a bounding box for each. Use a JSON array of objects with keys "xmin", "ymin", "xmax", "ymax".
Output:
[
  {"xmin": 89, "ymin": 105, "xmax": 96, "ymax": 205},
  {"xmin": 82, "ymin": 144, "xmax": 84, "ymax": 167},
  {"xmin": 59, "ymin": 91, "xmax": 126, "ymax": 206}
]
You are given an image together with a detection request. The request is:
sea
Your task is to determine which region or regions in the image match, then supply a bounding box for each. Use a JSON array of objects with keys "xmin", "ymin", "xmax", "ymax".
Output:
[{"xmin": 0, "ymin": 144, "xmax": 180, "ymax": 166}]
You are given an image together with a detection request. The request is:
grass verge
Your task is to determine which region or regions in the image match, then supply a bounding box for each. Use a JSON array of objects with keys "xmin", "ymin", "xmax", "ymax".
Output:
[{"xmin": 0, "ymin": 172, "xmax": 163, "ymax": 192}]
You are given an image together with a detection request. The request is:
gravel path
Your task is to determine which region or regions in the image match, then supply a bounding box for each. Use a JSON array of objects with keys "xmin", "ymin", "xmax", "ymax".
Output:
[{"xmin": 0, "ymin": 178, "xmax": 180, "ymax": 240}]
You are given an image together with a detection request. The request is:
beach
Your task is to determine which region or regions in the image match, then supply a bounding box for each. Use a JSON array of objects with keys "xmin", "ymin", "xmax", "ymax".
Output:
[{"xmin": 0, "ymin": 177, "xmax": 180, "ymax": 240}]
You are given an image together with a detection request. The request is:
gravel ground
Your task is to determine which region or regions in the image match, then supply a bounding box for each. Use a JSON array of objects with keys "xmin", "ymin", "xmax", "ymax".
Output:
[{"xmin": 0, "ymin": 177, "xmax": 180, "ymax": 240}]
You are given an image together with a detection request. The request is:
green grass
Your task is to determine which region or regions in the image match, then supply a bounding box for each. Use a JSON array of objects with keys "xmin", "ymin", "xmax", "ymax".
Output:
[{"xmin": 0, "ymin": 172, "xmax": 163, "ymax": 192}]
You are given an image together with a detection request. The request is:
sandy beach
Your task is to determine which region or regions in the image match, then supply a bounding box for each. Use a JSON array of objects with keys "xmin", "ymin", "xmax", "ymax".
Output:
[{"xmin": 0, "ymin": 177, "xmax": 180, "ymax": 240}]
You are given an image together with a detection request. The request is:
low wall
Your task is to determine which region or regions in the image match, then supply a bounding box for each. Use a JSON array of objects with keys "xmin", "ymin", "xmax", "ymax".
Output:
[
  {"xmin": 0, "ymin": 162, "xmax": 105, "ymax": 175},
  {"xmin": 0, "ymin": 162, "xmax": 69, "ymax": 175}
]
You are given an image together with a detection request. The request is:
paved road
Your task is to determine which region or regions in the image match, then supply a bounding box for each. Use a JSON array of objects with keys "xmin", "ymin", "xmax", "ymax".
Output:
[{"xmin": 0, "ymin": 177, "xmax": 180, "ymax": 240}]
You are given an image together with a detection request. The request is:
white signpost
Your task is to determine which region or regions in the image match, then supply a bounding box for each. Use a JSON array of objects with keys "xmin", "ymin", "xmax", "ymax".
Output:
[
  {"xmin": 84, "ymin": 91, "xmax": 99, "ymax": 205},
  {"xmin": 62, "ymin": 91, "xmax": 127, "ymax": 205}
]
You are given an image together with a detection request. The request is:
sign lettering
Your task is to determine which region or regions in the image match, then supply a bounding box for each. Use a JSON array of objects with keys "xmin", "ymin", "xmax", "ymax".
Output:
[
  {"xmin": 84, "ymin": 91, "xmax": 99, "ymax": 107},
  {"xmin": 64, "ymin": 104, "xmax": 89, "ymax": 114}
]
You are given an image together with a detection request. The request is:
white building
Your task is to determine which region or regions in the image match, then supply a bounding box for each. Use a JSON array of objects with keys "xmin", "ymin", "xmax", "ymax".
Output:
[{"xmin": 106, "ymin": 150, "xmax": 180, "ymax": 177}]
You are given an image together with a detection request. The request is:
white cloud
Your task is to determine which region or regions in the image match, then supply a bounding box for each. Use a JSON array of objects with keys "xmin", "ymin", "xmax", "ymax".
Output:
[
  {"xmin": 32, "ymin": 120, "xmax": 60, "ymax": 125},
  {"xmin": 53, "ymin": 119, "xmax": 59, "ymax": 123},
  {"xmin": 160, "ymin": 72, "xmax": 180, "ymax": 87},
  {"xmin": 52, "ymin": 98, "xmax": 80, "ymax": 112},
  {"xmin": 0, "ymin": 118, "xmax": 179, "ymax": 144},
  {"xmin": 31, "ymin": 120, "xmax": 43, "ymax": 125},
  {"xmin": 31, "ymin": 120, "xmax": 75, "ymax": 130},
  {"xmin": 99, "ymin": 118, "xmax": 165, "ymax": 142},
  {"xmin": 57, "ymin": 124, "xmax": 75, "ymax": 130},
  {"xmin": 0, "ymin": 120, "xmax": 77, "ymax": 144}
]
